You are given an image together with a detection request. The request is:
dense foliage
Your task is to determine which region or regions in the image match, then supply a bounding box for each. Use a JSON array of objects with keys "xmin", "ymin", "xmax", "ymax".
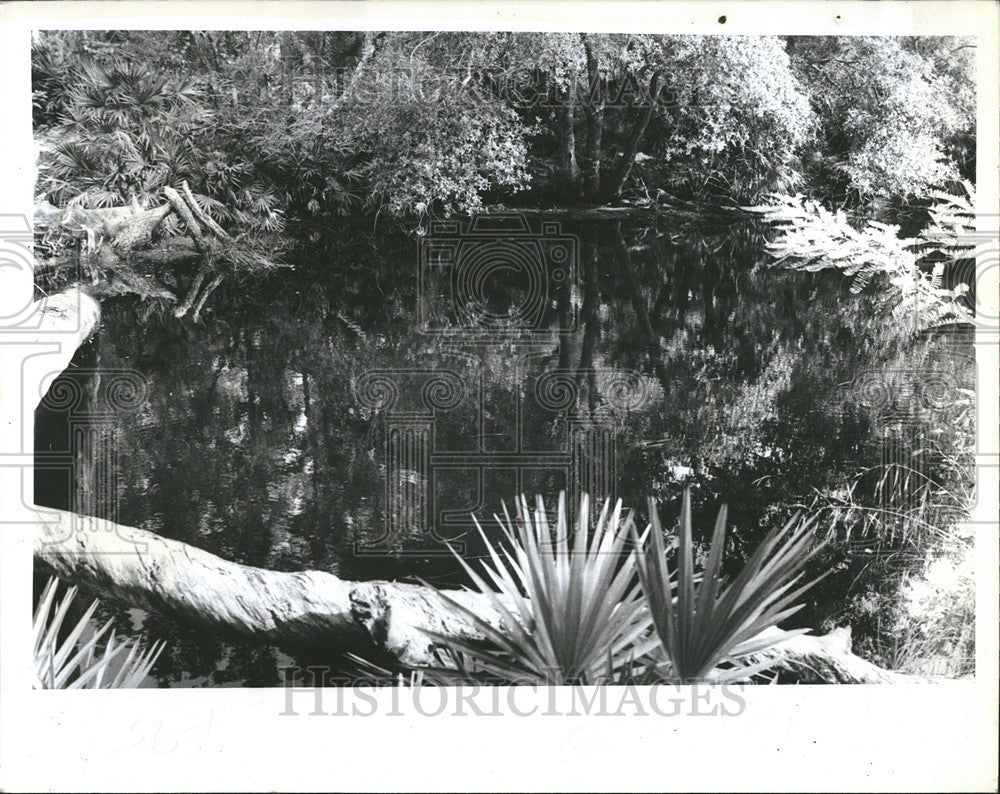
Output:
[
  {"xmin": 752, "ymin": 183, "xmax": 975, "ymax": 333},
  {"xmin": 34, "ymin": 31, "xmax": 975, "ymax": 227},
  {"xmin": 787, "ymin": 36, "xmax": 975, "ymax": 205}
]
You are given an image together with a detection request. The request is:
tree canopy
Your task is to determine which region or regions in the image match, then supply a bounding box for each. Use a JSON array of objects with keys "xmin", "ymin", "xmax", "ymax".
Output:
[{"xmin": 33, "ymin": 30, "xmax": 975, "ymax": 229}]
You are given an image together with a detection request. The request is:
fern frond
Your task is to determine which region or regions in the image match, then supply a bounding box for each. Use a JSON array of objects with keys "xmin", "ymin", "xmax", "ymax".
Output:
[{"xmin": 754, "ymin": 193, "xmax": 974, "ymax": 333}]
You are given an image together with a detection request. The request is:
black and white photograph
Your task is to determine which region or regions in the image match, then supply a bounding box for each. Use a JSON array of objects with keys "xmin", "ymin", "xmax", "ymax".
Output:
[{"xmin": 1, "ymin": 2, "xmax": 997, "ymax": 791}]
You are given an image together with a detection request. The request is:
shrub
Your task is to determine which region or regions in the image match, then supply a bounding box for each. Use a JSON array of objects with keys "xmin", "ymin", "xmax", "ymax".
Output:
[{"xmin": 423, "ymin": 490, "xmax": 827, "ymax": 684}]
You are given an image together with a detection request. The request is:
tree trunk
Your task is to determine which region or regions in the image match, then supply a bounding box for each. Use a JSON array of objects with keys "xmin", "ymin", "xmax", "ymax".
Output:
[
  {"xmin": 600, "ymin": 73, "xmax": 662, "ymax": 203},
  {"xmin": 31, "ymin": 501, "xmax": 933, "ymax": 682},
  {"xmin": 581, "ymin": 35, "xmax": 605, "ymax": 201},
  {"xmin": 558, "ymin": 77, "xmax": 581, "ymax": 185},
  {"xmin": 331, "ymin": 32, "xmax": 380, "ymax": 111},
  {"xmin": 181, "ymin": 181, "xmax": 230, "ymax": 239},
  {"xmin": 312, "ymin": 32, "xmax": 326, "ymax": 106},
  {"xmin": 191, "ymin": 274, "xmax": 225, "ymax": 322},
  {"xmin": 161, "ymin": 185, "xmax": 231, "ymax": 318},
  {"xmin": 108, "ymin": 204, "xmax": 173, "ymax": 256},
  {"xmin": 279, "ymin": 32, "xmax": 295, "ymax": 107},
  {"xmin": 38, "ymin": 504, "xmax": 504, "ymax": 665},
  {"xmin": 576, "ymin": 228, "xmax": 601, "ymax": 414},
  {"xmin": 163, "ymin": 186, "xmax": 209, "ymax": 254}
]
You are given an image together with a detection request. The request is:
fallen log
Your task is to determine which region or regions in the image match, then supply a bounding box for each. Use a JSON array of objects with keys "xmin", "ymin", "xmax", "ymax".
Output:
[
  {"xmin": 743, "ymin": 627, "xmax": 936, "ymax": 684},
  {"xmin": 131, "ymin": 238, "xmax": 201, "ymax": 266},
  {"xmin": 110, "ymin": 204, "xmax": 173, "ymax": 256},
  {"xmin": 29, "ymin": 288, "xmax": 936, "ymax": 682},
  {"xmin": 33, "ymin": 507, "xmax": 506, "ymax": 667},
  {"xmin": 32, "ymin": 506, "xmax": 936, "ymax": 682}
]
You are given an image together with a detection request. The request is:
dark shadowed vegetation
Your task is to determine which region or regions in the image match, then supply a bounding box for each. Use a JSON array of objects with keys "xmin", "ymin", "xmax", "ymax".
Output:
[{"xmin": 32, "ymin": 31, "xmax": 977, "ymax": 685}]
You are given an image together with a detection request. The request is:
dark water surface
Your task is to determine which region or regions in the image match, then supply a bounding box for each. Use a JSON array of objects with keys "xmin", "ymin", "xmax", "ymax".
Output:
[{"xmin": 34, "ymin": 215, "xmax": 973, "ymax": 686}]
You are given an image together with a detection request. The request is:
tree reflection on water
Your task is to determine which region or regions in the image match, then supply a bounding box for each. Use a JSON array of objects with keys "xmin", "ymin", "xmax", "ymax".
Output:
[{"xmin": 34, "ymin": 215, "xmax": 974, "ymax": 686}]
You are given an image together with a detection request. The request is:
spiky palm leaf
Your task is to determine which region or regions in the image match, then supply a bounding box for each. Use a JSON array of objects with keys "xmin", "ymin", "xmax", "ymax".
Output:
[
  {"xmin": 422, "ymin": 493, "xmax": 656, "ymax": 685},
  {"xmin": 633, "ymin": 490, "xmax": 828, "ymax": 683},
  {"xmin": 33, "ymin": 577, "xmax": 164, "ymax": 689}
]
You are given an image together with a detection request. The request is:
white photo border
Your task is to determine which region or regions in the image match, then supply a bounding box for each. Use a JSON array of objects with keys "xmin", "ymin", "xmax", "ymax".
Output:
[{"xmin": 1, "ymin": 3, "xmax": 997, "ymax": 791}]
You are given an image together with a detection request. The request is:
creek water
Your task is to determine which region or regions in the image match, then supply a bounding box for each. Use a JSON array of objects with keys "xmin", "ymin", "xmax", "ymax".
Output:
[{"xmin": 34, "ymin": 214, "xmax": 973, "ymax": 686}]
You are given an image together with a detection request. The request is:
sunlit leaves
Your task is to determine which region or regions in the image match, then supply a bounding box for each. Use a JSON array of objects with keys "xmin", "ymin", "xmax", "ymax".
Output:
[
  {"xmin": 634, "ymin": 490, "xmax": 827, "ymax": 683},
  {"xmin": 38, "ymin": 56, "xmax": 212, "ymax": 209},
  {"xmin": 33, "ymin": 32, "xmax": 975, "ymax": 220},
  {"xmin": 33, "ymin": 577, "xmax": 165, "ymax": 689},
  {"xmin": 750, "ymin": 192, "xmax": 974, "ymax": 332},
  {"xmin": 642, "ymin": 36, "xmax": 814, "ymax": 203},
  {"xmin": 425, "ymin": 491, "xmax": 826, "ymax": 685},
  {"xmin": 422, "ymin": 493, "xmax": 654, "ymax": 684},
  {"xmin": 789, "ymin": 36, "xmax": 973, "ymax": 200}
]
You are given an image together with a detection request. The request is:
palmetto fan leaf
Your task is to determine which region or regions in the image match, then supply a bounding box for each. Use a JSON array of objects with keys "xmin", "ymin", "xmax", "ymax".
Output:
[
  {"xmin": 53, "ymin": 141, "xmax": 106, "ymax": 180},
  {"xmin": 633, "ymin": 490, "xmax": 828, "ymax": 683},
  {"xmin": 120, "ymin": 74, "xmax": 172, "ymax": 110},
  {"xmin": 422, "ymin": 493, "xmax": 655, "ymax": 684},
  {"xmin": 188, "ymin": 191, "xmax": 232, "ymax": 221}
]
